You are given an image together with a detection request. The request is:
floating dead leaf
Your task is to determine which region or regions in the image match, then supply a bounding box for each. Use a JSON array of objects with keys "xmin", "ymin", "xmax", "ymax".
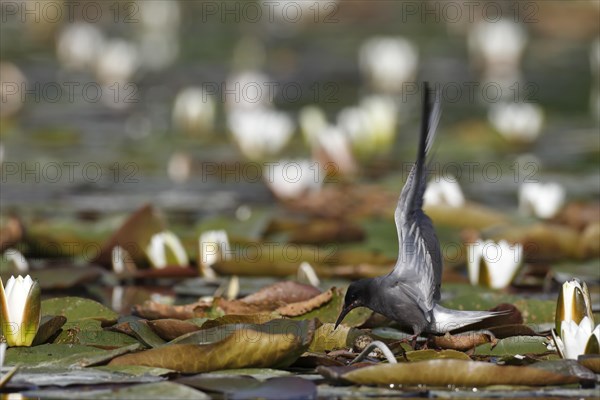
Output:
[
  {"xmin": 405, "ymin": 349, "xmax": 471, "ymax": 362},
  {"xmin": 240, "ymin": 281, "xmax": 321, "ymax": 305},
  {"xmin": 93, "ymin": 203, "xmax": 166, "ymax": 267},
  {"xmin": 133, "ymin": 300, "xmax": 206, "ymax": 320},
  {"xmin": 424, "ymin": 202, "xmax": 508, "ymax": 230},
  {"xmin": 432, "ymin": 332, "xmax": 494, "ymax": 351},
  {"xmin": 200, "ymin": 314, "xmax": 275, "ymax": 330},
  {"xmin": 321, "ymin": 359, "xmax": 583, "ymax": 386},
  {"xmin": 268, "ymin": 218, "xmax": 364, "ymax": 244},
  {"xmin": 292, "ymin": 287, "xmax": 372, "ymax": 327},
  {"xmin": 109, "ymin": 319, "xmax": 316, "ymax": 373},
  {"xmin": 147, "ymin": 319, "xmax": 203, "ymax": 341},
  {"xmin": 555, "ymin": 201, "xmax": 600, "ymax": 231},
  {"xmin": 277, "ymin": 289, "xmax": 333, "ymax": 317},
  {"xmin": 578, "ymin": 355, "xmax": 600, "ymax": 373}
]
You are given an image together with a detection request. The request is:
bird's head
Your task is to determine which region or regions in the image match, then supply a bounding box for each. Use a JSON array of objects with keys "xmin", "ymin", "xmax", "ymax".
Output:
[{"xmin": 335, "ymin": 279, "xmax": 371, "ymax": 329}]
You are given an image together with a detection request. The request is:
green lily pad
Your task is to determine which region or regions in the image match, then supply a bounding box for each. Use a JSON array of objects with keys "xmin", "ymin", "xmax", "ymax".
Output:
[
  {"xmin": 473, "ymin": 336, "xmax": 550, "ymax": 356},
  {"xmin": 109, "ymin": 319, "xmax": 316, "ymax": 373},
  {"xmin": 309, "ymin": 323, "xmax": 362, "ymax": 353},
  {"xmin": 292, "ymin": 287, "xmax": 372, "ymax": 327},
  {"xmin": 41, "ymin": 297, "xmax": 118, "ymax": 326},
  {"xmin": 33, "ymin": 315, "xmax": 67, "ymax": 345},
  {"xmin": 53, "ymin": 328, "xmax": 138, "ymax": 348}
]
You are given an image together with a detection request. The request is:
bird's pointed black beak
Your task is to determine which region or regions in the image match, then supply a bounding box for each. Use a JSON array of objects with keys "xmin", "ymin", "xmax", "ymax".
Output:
[{"xmin": 334, "ymin": 302, "xmax": 356, "ymax": 329}]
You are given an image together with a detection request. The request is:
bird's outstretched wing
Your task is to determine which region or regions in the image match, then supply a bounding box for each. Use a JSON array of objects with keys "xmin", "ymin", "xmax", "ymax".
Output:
[{"xmin": 391, "ymin": 83, "xmax": 442, "ymax": 319}]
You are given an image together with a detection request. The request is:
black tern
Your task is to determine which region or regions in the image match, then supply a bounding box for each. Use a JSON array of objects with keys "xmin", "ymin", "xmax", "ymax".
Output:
[{"xmin": 335, "ymin": 83, "xmax": 507, "ymax": 338}]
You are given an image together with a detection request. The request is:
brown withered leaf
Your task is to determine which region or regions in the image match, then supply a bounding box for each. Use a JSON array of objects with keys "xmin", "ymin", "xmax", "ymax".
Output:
[
  {"xmin": 200, "ymin": 313, "xmax": 275, "ymax": 329},
  {"xmin": 322, "ymin": 359, "xmax": 583, "ymax": 387},
  {"xmin": 93, "ymin": 203, "xmax": 166, "ymax": 267},
  {"xmin": 240, "ymin": 281, "xmax": 321, "ymax": 306},
  {"xmin": 147, "ymin": 319, "xmax": 203, "ymax": 341},
  {"xmin": 0, "ymin": 215, "xmax": 23, "ymax": 252},
  {"xmin": 133, "ymin": 300, "xmax": 206, "ymax": 320},
  {"xmin": 277, "ymin": 289, "xmax": 333, "ymax": 317},
  {"xmin": 109, "ymin": 319, "xmax": 316, "ymax": 373},
  {"xmin": 432, "ymin": 332, "xmax": 494, "ymax": 351}
]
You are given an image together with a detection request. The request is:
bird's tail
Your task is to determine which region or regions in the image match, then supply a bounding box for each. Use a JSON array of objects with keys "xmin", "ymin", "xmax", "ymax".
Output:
[{"xmin": 428, "ymin": 304, "xmax": 510, "ymax": 334}]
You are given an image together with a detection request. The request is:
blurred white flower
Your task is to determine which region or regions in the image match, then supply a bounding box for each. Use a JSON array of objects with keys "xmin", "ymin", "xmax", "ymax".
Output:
[
  {"xmin": 198, "ymin": 230, "xmax": 230, "ymax": 279},
  {"xmin": 297, "ymin": 262, "xmax": 320, "ymax": 287},
  {"xmin": 264, "ymin": 159, "xmax": 324, "ymax": 200},
  {"xmin": 0, "ymin": 62, "xmax": 27, "ymax": 118},
  {"xmin": 337, "ymin": 95, "xmax": 398, "ymax": 157},
  {"xmin": 111, "ymin": 246, "xmax": 137, "ymax": 274},
  {"xmin": 145, "ymin": 231, "xmax": 189, "ymax": 269},
  {"xmin": 467, "ymin": 240, "xmax": 523, "ymax": 289},
  {"xmin": 0, "ymin": 275, "xmax": 41, "ymax": 347},
  {"xmin": 56, "ymin": 23, "xmax": 104, "ymax": 71},
  {"xmin": 3, "ymin": 249, "xmax": 29, "ymax": 273},
  {"xmin": 314, "ymin": 126, "xmax": 357, "ymax": 176},
  {"xmin": 553, "ymin": 317, "xmax": 600, "ymax": 360},
  {"xmin": 423, "ymin": 177, "xmax": 465, "ymax": 208},
  {"xmin": 226, "ymin": 71, "xmax": 273, "ymax": 110},
  {"xmin": 468, "ymin": 19, "xmax": 527, "ymax": 74},
  {"xmin": 359, "ymin": 36, "xmax": 418, "ymax": 92},
  {"xmin": 172, "ymin": 87, "xmax": 216, "ymax": 136},
  {"xmin": 228, "ymin": 108, "xmax": 295, "ymax": 160},
  {"xmin": 167, "ymin": 152, "xmax": 193, "ymax": 184},
  {"xmin": 0, "ymin": 342, "xmax": 5, "ymax": 370},
  {"xmin": 96, "ymin": 39, "xmax": 139, "ymax": 86},
  {"xmin": 138, "ymin": 0, "xmax": 180, "ymax": 32},
  {"xmin": 555, "ymin": 279, "xmax": 594, "ymax": 334},
  {"xmin": 519, "ymin": 182, "xmax": 565, "ymax": 219},
  {"xmin": 298, "ymin": 105, "xmax": 328, "ymax": 146},
  {"xmin": 488, "ymin": 102, "xmax": 544, "ymax": 143}
]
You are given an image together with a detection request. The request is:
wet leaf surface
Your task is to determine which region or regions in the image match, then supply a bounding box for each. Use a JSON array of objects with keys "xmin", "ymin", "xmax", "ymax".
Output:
[
  {"xmin": 109, "ymin": 319, "xmax": 316, "ymax": 373},
  {"xmin": 41, "ymin": 297, "xmax": 119, "ymax": 326},
  {"xmin": 321, "ymin": 359, "xmax": 585, "ymax": 387}
]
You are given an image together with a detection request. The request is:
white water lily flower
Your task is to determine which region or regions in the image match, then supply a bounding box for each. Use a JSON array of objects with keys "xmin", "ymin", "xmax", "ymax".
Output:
[
  {"xmin": 297, "ymin": 262, "xmax": 320, "ymax": 287},
  {"xmin": 172, "ymin": 87, "xmax": 216, "ymax": 136},
  {"xmin": 423, "ymin": 177, "xmax": 465, "ymax": 208},
  {"xmin": 0, "ymin": 342, "xmax": 5, "ymax": 369},
  {"xmin": 298, "ymin": 105, "xmax": 328, "ymax": 146},
  {"xmin": 3, "ymin": 249, "xmax": 29, "ymax": 273},
  {"xmin": 359, "ymin": 36, "xmax": 418, "ymax": 92},
  {"xmin": 226, "ymin": 70, "xmax": 273, "ymax": 110},
  {"xmin": 519, "ymin": 182, "xmax": 565, "ymax": 219},
  {"xmin": 198, "ymin": 230, "xmax": 231, "ymax": 279},
  {"xmin": 315, "ymin": 126, "xmax": 357, "ymax": 176},
  {"xmin": 468, "ymin": 19, "xmax": 527, "ymax": 73},
  {"xmin": 96, "ymin": 39, "xmax": 139, "ymax": 86},
  {"xmin": 111, "ymin": 246, "xmax": 137, "ymax": 274},
  {"xmin": 145, "ymin": 231, "xmax": 189, "ymax": 269},
  {"xmin": 337, "ymin": 95, "xmax": 397, "ymax": 157},
  {"xmin": 488, "ymin": 102, "xmax": 544, "ymax": 143},
  {"xmin": 467, "ymin": 240, "xmax": 523, "ymax": 289},
  {"xmin": 554, "ymin": 317, "xmax": 600, "ymax": 360},
  {"xmin": 0, "ymin": 275, "xmax": 41, "ymax": 347},
  {"xmin": 263, "ymin": 159, "xmax": 324, "ymax": 200},
  {"xmin": 228, "ymin": 108, "xmax": 295, "ymax": 161},
  {"xmin": 56, "ymin": 23, "xmax": 104, "ymax": 71},
  {"xmin": 555, "ymin": 279, "xmax": 595, "ymax": 336}
]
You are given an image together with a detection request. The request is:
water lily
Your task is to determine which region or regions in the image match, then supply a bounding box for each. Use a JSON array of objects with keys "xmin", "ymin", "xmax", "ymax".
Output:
[
  {"xmin": 228, "ymin": 108, "xmax": 295, "ymax": 160},
  {"xmin": 359, "ymin": 36, "xmax": 418, "ymax": 92},
  {"xmin": 468, "ymin": 19, "xmax": 527, "ymax": 74},
  {"xmin": 145, "ymin": 231, "xmax": 189, "ymax": 269},
  {"xmin": 297, "ymin": 262, "xmax": 320, "ymax": 287},
  {"xmin": 423, "ymin": 177, "xmax": 465, "ymax": 208},
  {"xmin": 488, "ymin": 102, "xmax": 544, "ymax": 143},
  {"xmin": 3, "ymin": 248, "xmax": 29, "ymax": 273},
  {"xmin": 552, "ymin": 317, "xmax": 600, "ymax": 360},
  {"xmin": 0, "ymin": 275, "xmax": 41, "ymax": 347},
  {"xmin": 198, "ymin": 230, "xmax": 231, "ymax": 279},
  {"xmin": 263, "ymin": 159, "xmax": 324, "ymax": 200},
  {"xmin": 555, "ymin": 279, "xmax": 595, "ymax": 337},
  {"xmin": 337, "ymin": 95, "xmax": 397, "ymax": 158},
  {"xmin": 298, "ymin": 105, "xmax": 328, "ymax": 146},
  {"xmin": 111, "ymin": 246, "xmax": 137, "ymax": 274},
  {"xmin": 519, "ymin": 182, "xmax": 565, "ymax": 219},
  {"xmin": 314, "ymin": 126, "xmax": 358, "ymax": 176},
  {"xmin": 466, "ymin": 240, "xmax": 523, "ymax": 289},
  {"xmin": 172, "ymin": 87, "xmax": 216, "ymax": 136}
]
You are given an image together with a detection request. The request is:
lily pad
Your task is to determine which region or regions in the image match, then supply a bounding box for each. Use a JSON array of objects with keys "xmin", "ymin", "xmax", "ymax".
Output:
[
  {"xmin": 41, "ymin": 297, "xmax": 118, "ymax": 326},
  {"xmin": 33, "ymin": 315, "xmax": 67, "ymax": 345},
  {"xmin": 109, "ymin": 319, "xmax": 316, "ymax": 373},
  {"xmin": 292, "ymin": 287, "xmax": 372, "ymax": 327},
  {"xmin": 53, "ymin": 327, "xmax": 138, "ymax": 348},
  {"xmin": 404, "ymin": 349, "xmax": 471, "ymax": 362},
  {"xmin": 309, "ymin": 323, "xmax": 362, "ymax": 353},
  {"xmin": 473, "ymin": 336, "xmax": 550, "ymax": 356},
  {"xmin": 323, "ymin": 359, "xmax": 582, "ymax": 386}
]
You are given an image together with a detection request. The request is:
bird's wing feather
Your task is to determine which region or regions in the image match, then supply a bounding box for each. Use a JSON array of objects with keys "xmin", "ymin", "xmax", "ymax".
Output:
[{"xmin": 391, "ymin": 85, "xmax": 442, "ymax": 316}]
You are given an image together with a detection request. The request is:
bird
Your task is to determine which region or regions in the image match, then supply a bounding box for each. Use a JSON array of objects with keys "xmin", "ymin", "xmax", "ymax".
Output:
[{"xmin": 335, "ymin": 82, "xmax": 508, "ymax": 339}]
